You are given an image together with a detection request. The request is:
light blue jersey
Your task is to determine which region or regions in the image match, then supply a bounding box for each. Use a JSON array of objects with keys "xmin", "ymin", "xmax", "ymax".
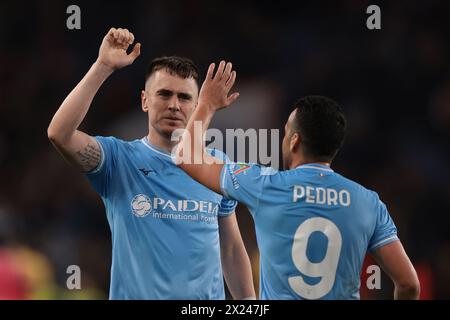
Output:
[
  {"xmin": 220, "ymin": 162, "xmax": 399, "ymax": 300},
  {"xmin": 85, "ymin": 136, "xmax": 237, "ymax": 299}
]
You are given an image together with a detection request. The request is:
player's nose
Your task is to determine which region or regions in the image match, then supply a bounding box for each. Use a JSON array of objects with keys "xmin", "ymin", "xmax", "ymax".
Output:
[{"xmin": 168, "ymin": 99, "xmax": 181, "ymax": 112}]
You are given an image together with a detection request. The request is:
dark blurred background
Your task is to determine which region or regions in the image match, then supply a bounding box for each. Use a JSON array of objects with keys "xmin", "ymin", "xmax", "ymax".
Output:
[{"xmin": 0, "ymin": 0, "xmax": 449, "ymax": 299}]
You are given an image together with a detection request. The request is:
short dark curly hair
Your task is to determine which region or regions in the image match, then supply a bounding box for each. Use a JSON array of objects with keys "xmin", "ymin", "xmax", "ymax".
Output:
[
  {"xmin": 145, "ymin": 56, "xmax": 199, "ymax": 88},
  {"xmin": 292, "ymin": 95, "xmax": 347, "ymax": 160}
]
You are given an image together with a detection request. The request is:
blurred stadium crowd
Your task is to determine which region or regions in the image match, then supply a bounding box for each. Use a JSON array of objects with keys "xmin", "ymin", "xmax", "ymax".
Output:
[{"xmin": 0, "ymin": 0, "xmax": 449, "ymax": 299}]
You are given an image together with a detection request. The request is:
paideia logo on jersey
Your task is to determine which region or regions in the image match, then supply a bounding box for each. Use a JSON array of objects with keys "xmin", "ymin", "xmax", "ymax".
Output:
[
  {"xmin": 131, "ymin": 194, "xmax": 153, "ymax": 217},
  {"xmin": 130, "ymin": 194, "xmax": 219, "ymax": 217}
]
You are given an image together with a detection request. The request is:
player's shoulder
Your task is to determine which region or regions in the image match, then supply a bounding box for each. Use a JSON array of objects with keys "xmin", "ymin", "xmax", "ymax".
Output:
[
  {"xmin": 95, "ymin": 135, "xmax": 143, "ymax": 152},
  {"xmin": 225, "ymin": 161, "xmax": 278, "ymax": 176},
  {"xmin": 333, "ymin": 171, "xmax": 382, "ymax": 204}
]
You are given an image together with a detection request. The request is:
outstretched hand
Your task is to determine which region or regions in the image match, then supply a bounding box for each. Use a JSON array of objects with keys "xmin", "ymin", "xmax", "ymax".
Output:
[
  {"xmin": 198, "ymin": 61, "xmax": 240, "ymax": 112},
  {"xmin": 97, "ymin": 27, "xmax": 141, "ymax": 71}
]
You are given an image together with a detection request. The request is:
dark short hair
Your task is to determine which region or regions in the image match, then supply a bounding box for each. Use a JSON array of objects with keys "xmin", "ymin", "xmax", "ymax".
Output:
[
  {"xmin": 292, "ymin": 95, "xmax": 347, "ymax": 160},
  {"xmin": 145, "ymin": 56, "xmax": 199, "ymax": 87}
]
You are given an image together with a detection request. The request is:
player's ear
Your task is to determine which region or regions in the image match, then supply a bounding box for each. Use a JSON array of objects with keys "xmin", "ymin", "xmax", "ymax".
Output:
[
  {"xmin": 290, "ymin": 132, "xmax": 300, "ymax": 153},
  {"xmin": 141, "ymin": 90, "xmax": 148, "ymax": 112}
]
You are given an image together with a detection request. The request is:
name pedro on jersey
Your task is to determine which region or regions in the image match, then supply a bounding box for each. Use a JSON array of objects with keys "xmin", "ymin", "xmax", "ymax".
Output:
[{"xmin": 293, "ymin": 185, "xmax": 351, "ymax": 206}]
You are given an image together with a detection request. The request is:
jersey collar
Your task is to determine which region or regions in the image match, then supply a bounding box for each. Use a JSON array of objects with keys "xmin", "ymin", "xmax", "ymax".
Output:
[
  {"xmin": 295, "ymin": 163, "xmax": 334, "ymax": 172},
  {"xmin": 140, "ymin": 137, "xmax": 173, "ymax": 159}
]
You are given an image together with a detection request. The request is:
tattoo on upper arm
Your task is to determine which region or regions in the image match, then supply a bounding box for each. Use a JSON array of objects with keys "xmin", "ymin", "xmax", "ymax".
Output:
[{"xmin": 76, "ymin": 143, "xmax": 101, "ymax": 171}]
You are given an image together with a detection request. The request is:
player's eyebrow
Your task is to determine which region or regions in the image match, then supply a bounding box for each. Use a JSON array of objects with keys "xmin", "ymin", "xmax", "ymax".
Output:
[
  {"xmin": 156, "ymin": 89, "xmax": 173, "ymax": 96},
  {"xmin": 156, "ymin": 89, "xmax": 192, "ymax": 101},
  {"xmin": 178, "ymin": 92, "xmax": 192, "ymax": 100}
]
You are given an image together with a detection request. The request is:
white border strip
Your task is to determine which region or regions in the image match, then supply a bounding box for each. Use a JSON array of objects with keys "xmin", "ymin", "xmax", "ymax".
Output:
[
  {"xmin": 140, "ymin": 137, "xmax": 172, "ymax": 159},
  {"xmin": 89, "ymin": 138, "xmax": 106, "ymax": 174},
  {"xmin": 220, "ymin": 165, "xmax": 231, "ymax": 199},
  {"xmin": 298, "ymin": 165, "xmax": 334, "ymax": 173},
  {"xmin": 370, "ymin": 235, "xmax": 399, "ymax": 250}
]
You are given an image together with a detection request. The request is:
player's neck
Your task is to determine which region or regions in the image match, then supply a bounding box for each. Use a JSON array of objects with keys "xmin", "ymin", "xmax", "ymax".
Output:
[
  {"xmin": 289, "ymin": 155, "xmax": 331, "ymax": 169},
  {"xmin": 147, "ymin": 130, "xmax": 178, "ymax": 154}
]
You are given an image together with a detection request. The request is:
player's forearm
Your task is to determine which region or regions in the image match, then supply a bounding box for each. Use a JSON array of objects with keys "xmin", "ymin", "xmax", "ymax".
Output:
[
  {"xmin": 176, "ymin": 61, "xmax": 235, "ymax": 193},
  {"xmin": 177, "ymin": 104, "xmax": 224, "ymax": 193},
  {"xmin": 184, "ymin": 104, "xmax": 215, "ymax": 163},
  {"xmin": 47, "ymin": 61, "xmax": 113, "ymax": 144},
  {"xmin": 177, "ymin": 103, "xmax": 215, "ymax": 168},
  {"xmin": 222, "ymin": 244, "xmax": 256, "ymax": 300}
]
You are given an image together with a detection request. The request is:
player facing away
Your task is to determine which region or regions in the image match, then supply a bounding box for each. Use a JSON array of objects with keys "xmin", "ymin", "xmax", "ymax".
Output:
[
  {"xmin": 176, "ymin": 61, "xmax": 421, "ymax": 299},
  {"xmin": 47, "ymin": 29, "xmax": 255, "ymax": 299}
]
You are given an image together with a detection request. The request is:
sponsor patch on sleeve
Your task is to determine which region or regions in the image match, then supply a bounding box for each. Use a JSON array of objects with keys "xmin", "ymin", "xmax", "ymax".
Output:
[{"xmin": 233, "ymin": 162, "xmax": 251, "ymax": 175}]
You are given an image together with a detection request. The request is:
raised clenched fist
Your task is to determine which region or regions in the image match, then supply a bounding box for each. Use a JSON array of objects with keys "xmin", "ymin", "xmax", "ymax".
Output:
[{"xmin": 97, "ymin": 27, "xmax": 141, "ymax": 71}]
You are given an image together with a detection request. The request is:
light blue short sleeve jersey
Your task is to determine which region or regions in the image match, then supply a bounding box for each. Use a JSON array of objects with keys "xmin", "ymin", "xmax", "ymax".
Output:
[
  {"xmin": 85, "ymin": 136, "xmax": 237, "ymax": 299},
  {"xmin": 220, "ymin": 162, "xmax": 399, "ymax": 300}
]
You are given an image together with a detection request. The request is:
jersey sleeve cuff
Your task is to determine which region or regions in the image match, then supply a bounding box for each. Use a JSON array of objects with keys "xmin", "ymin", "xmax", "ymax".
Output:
[
  {"xmin": 86, "ymin": 137, "xmax": 106, "ymax": 175},
  {"xmin": 218, "ymin": 208, "xmax": 236, "ymax": 217},
  {"xmin": 369, "ymin": 235, "xmax": 400, "ymax": 252},
  {"xmin": 220, "ymin": 164, "xmax": 232, "ymax": 199}
]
